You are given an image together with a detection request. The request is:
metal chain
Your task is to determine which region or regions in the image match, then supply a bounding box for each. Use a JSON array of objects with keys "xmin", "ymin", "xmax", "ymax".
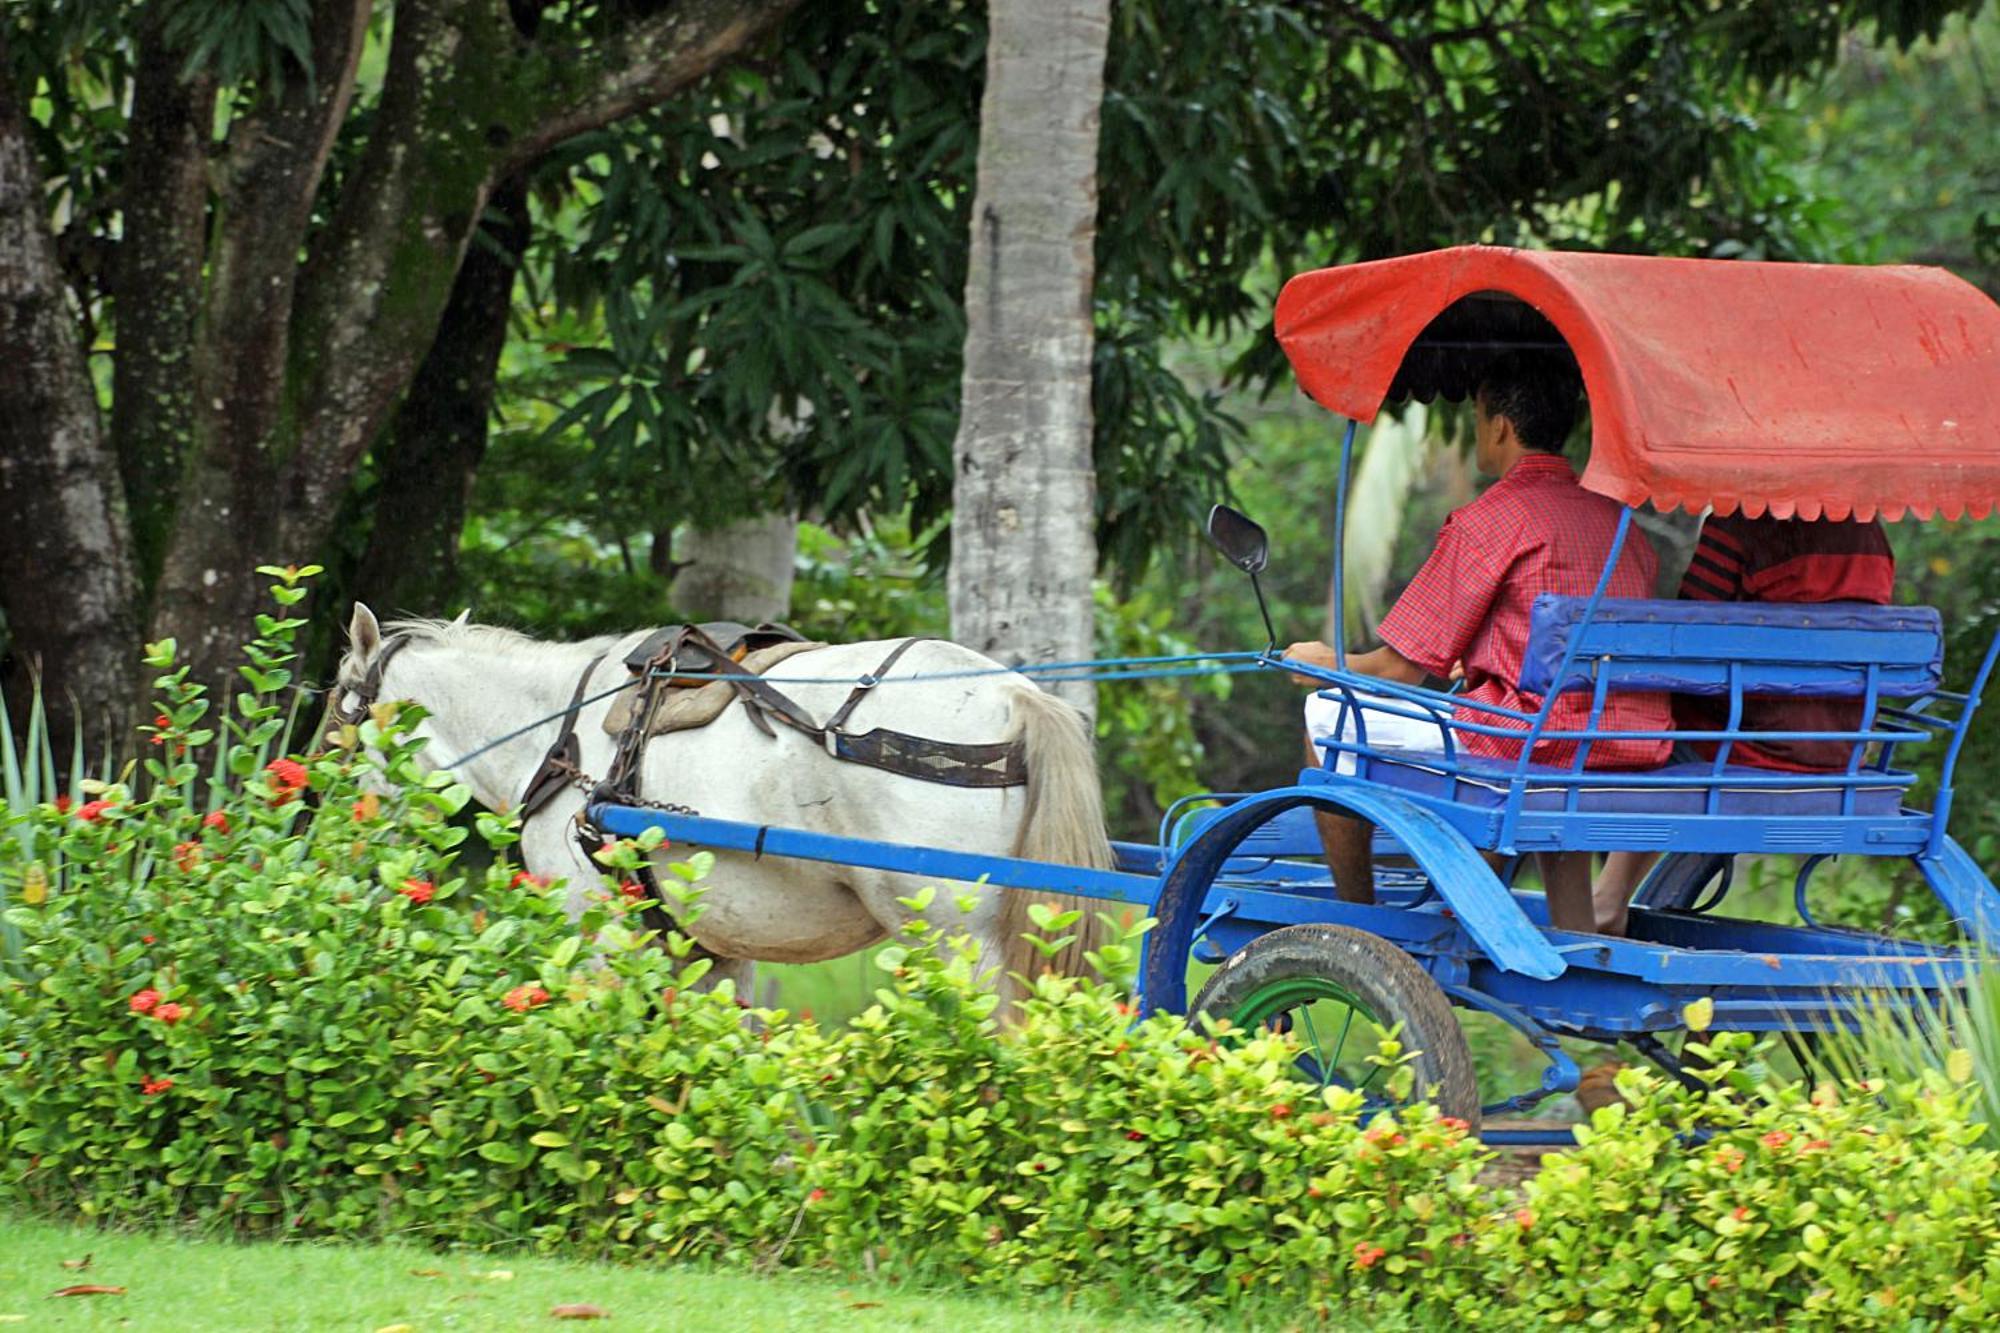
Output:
[{"xmin": 548, "ymin": 757, "xmax": 700, "ymax": 819}]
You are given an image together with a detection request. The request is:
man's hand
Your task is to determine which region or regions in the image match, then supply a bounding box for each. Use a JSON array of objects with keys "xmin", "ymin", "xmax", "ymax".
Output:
[{"xmin": 1283, "ymin": 640, "xmax": 1339, "ymax": 686}]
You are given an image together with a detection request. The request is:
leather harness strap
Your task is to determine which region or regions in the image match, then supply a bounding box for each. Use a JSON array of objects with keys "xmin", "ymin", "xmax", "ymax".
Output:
[
  {"xmin": 820, "ymin": 634, "xmax": 929, "ymax": 735},
  {"xmin": 674, "ymin": 628, "xmax": 1030, "ymax": 788},
  {"xmin": 517, "ymin": 650, "xmax": 611, "ymax": 819}
]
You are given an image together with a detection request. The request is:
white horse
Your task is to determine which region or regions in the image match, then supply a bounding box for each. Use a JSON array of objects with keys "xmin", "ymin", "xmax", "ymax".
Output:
[{"xmin": 331, "ymin": 604, "xmax": 1113, "ymax": 1003}]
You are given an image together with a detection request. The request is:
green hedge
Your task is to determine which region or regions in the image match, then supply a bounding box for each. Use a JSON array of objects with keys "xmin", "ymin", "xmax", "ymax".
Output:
[{"xmin": 4, "ymin": 577, "xmax": 2000, "ymax": 1326}]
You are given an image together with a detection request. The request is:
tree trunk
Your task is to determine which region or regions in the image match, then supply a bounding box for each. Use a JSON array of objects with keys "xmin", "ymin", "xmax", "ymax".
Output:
[
  {"xmin": 670, "ymin": 513, "xmax": 800, "ymax": 623},
  {"xmin": 109, "ymin": 29, "xmax": 216, "ymax": 596},
  {"xmin": 0, "ymin": 41, "xmax": 143, "ymax": 749},
  {"xmin": 947, "ymin": 0, "xmax": 1111, "ymax": 990},
  {"xmin": 351, "ymin": 174, "xmax": 532, "ymax": 619}
]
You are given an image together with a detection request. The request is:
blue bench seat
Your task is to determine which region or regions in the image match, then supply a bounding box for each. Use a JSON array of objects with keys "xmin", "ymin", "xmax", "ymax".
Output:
[
  {"xmin": 1360, "ymin": 751, "xmax": 1907, "ymax": 817},
  {"xmin": 1306, "ymin": 595, "xmax": 1942, "ymax": 832}
]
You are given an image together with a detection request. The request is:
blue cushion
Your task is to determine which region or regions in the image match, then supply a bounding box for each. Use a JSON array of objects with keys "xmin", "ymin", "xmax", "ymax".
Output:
[
  {"xmin": 1362, "ymin": 751, "xmax": 1907, "ymax": 817},
  {"xmin": 1519, "ymin": 596, "xmax": 1943, "ymax": 699}
]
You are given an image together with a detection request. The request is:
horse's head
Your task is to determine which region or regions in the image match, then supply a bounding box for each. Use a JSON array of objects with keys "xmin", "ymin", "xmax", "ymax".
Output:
[{"xmin": 324, "ymin": 603, "xmax": 449, "ymax": 769}]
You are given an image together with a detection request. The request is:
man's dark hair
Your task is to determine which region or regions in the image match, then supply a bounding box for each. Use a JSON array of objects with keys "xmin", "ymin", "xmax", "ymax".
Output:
[{"xmin": 1476, "ymin": 350, "xmax": 1581, "ymax": 453}]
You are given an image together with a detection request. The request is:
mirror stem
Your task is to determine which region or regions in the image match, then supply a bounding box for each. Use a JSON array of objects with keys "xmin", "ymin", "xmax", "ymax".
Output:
[{"xmin": 1249, "ymin": 571, "xmax": 1278, "ymax": 655}]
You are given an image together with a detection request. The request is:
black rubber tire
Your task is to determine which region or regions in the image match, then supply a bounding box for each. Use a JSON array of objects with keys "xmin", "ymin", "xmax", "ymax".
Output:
[{"xmin": 1192, "ymin": 923, "xmax": 1480, "ymax": 1126}]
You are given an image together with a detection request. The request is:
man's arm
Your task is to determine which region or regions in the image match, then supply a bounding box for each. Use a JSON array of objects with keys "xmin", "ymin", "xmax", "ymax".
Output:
[{"xmin": 1283, "ymin": 640, "xmax": 1426, "ymax": 686}]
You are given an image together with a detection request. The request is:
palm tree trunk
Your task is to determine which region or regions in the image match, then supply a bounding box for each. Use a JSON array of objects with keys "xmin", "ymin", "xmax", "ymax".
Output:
[{"xmin": 948, "ymin": 0, "xmax": 1111, "ymax": 993}]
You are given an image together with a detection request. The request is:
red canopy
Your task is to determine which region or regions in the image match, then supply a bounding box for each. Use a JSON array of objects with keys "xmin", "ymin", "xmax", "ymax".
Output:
[{"xmin": 1274, "ymin": 246, "xmax": 2000, "ymax": 521}]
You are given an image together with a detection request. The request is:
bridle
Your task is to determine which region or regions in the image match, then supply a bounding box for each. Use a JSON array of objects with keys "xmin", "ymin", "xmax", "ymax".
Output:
[{"xmin": 327, "ymin": 633, "xmax": 416, "ymax": 731}]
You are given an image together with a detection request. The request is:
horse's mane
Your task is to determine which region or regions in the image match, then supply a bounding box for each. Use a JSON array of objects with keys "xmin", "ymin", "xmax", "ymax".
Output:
[{"xmin": 380, "ymin": 618, "xmax": 628, "ymax": 660}]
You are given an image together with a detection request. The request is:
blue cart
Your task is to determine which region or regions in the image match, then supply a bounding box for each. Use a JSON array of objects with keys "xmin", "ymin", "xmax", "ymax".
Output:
[{"xmin": 592, "ymin": 247, "xmax": 2000, "ymax": 1136}]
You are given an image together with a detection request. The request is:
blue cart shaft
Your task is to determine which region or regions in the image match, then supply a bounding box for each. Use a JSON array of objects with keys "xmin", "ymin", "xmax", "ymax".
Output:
[{"xmin": 587, "ymin": 803, "xmax": 1164, "ymax": 909}]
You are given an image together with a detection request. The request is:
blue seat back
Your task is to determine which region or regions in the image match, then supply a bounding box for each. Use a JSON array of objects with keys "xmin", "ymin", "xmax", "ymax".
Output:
[{"xmin": 1518, "ymin": 596, "xmax": 1943, "ymax": 699}]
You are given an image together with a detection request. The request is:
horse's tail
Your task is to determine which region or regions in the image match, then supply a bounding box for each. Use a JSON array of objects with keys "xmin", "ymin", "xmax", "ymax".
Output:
[{"xmin": 996, "ymin": 684, "xmax": 1115, "ymax": 1000}]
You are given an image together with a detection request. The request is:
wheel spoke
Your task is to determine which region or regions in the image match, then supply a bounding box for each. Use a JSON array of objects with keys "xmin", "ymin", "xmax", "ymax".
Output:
[
  {"xmin": 1298, "ymin": 1006, "xmax": 1326, "ymax": 1087},
  {"xmin": 1331, "ymin": 1004, "xmax": 1357, "ymax": 1071}
]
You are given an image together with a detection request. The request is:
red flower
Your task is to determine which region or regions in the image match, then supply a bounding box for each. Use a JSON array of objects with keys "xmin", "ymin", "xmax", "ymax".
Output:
[
  {"xmin": 202, "ymin": 811, "xmax": 230, "ymax": 833},
  {"xmin": 1799, "ymin": 1138, "xmax": 1831, "ymax": 1153},
  {"xmin": 1269, "ymin": 1103, "xmax": 1293, "ymax": 1119},
  {"xmin": 129, "ymin": 988, "xmax": 162, "ymax": 1015},
  {"xmin": 76, "ymin": 799, "xmax": 114, "ymax": 822},
  {"xmin": 153, "ymin": 1001, "xmax": 186, "ymax": 1025},
  {"xmin": 265, "ymin": 758, "xmax": 308, "ymax": 790},
  {"xmin": 1438, "ymin": 1116, "xmax": 1471, "ymax": 1134},
  {"xmin": 1760, "ymin": 1130, "xmax": 1792, "ymax": 1151},
  {"xmin": 619, "ymin": 880, "xmax": 647, "ymax": 902},
  {"xmin": 265, "ymin": 758, "xmax": 309, "ymax": 804},
  {"xmin": 173, "ymin": 841, "xmax": 200, "ymax": 873},
  {"xmin": 142, "ymin": 934, "xmax": 156, "ymax": 945},
  {"xmin": 508, "ymin": 871, "xmax": 548, "ymax": 890},
  {"xmin": 1126, "ymin": 1130, "xmax": 1146, "ymax": 1141},
  {"xmin": 154, "ymin": 713, "xmax": 171, "ymax": 730},
  {"xmin": 52, "ymin": 795, "xmax": 71, "ymax": 815},
  {"xmin": 140, "ymin": 1076, "xmax": 173, "ymax": 1096},
  {"xmin": 1352, "ymin": 1242, "xmax": 1386, "ymax": 1270},
  {"xmin": 1514, "ymin": 1208, "xmax": 1535, "ymax": 1229},
  {"xmin": 1732, "ymin": 1206, "xmax": 1751, "ymax": 1222},
  {"xmin": 1715, "ymin": 1145, "xmax": 1746, "ymax": 1174},
  {"xmin": 807, "ymin": 1188, "xmax": 826, "ymax": 1203},
  {"xmin": 398, "ymin": 879, "xmax": 435, "ymax": 906},
  {"xmin": 502, "ymin": 984, "xmax": 550, "ymax": 1013}
]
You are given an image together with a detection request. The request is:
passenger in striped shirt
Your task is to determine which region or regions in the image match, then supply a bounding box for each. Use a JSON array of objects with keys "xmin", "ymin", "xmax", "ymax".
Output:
[{"xmin": 1592, "ymin": 513, "xmax": 1896, "ymax": 932}]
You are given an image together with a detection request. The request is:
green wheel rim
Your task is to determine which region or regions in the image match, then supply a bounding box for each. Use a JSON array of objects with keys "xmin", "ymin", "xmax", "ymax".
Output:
[{"xmin": 1230, "ymin": 976, "xmax": 1388, "ymax": 1096}]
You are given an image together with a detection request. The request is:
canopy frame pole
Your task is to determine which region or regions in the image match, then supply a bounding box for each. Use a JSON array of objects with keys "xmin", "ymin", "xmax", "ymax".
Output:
[
  {"xmin": 1330, "ymin": 418, "xmax": 1360, "ymax": 667},
  {"xmin": 1930, "ymin": 622, "xmax": 2000, "ymax": 857}
]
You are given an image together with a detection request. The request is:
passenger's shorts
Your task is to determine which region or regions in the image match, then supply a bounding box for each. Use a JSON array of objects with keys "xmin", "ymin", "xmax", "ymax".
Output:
[{"xmin": 1303, "ymin": 690, "xmax": 1452, "ymax": 776}]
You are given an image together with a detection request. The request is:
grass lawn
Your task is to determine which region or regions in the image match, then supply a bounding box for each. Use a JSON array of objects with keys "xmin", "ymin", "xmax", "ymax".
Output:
[{"xmin": 0, "ymin": 1215, "xmax": 1202, "ymax": 1332}]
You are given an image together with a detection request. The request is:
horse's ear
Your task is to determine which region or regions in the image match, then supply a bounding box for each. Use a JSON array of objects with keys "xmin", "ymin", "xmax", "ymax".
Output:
[
  {"xmin": 348, "ymin": 602, "xmax": 382, "ymax": 659},
  {"xmin": 451, "ymin": 607, "xmax": 471, "ymax": 626}
]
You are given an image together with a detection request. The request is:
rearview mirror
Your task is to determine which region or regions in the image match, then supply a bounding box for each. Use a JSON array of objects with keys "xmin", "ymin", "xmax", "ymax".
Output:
[{"xmin": 1206, "ymin": 504, "xmax": 1269, "ymax": 574}]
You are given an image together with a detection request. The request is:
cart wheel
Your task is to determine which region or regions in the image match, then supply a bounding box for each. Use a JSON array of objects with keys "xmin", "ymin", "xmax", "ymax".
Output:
[{"xmin": 1192, "ymin": 924, "xmax": 1479, "ymax": 1125}]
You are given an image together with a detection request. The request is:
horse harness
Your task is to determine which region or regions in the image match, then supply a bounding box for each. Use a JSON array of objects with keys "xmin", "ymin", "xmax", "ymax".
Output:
[{"xmin": 515, "ymin": 623, "xmax": 1031, "ymax": 939}]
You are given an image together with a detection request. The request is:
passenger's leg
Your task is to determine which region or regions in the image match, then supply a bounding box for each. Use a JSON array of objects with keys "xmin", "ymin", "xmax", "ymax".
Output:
[
  {"xmin": 1591, "ymin": 851, "xmax": 1661, "ymax": 936},
  {"xmin": 1538, "ymin": 851, "xmax": 1596, "ymax": 933},
  {"xmin": 1303, "ymin": 736, "xmax": 1376, "ymax": 903}
]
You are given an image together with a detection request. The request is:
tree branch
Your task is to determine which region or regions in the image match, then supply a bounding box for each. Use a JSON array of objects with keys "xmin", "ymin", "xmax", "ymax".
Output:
[
  {"xmin": 510, "ymin": 0, "xmax": 802, "ymax": 168},
  {"xmin": 275, "ymin": 0, "xmax": 799, "ymax": 551}
]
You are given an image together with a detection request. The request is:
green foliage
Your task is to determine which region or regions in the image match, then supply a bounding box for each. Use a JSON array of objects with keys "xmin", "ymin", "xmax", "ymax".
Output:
[
  {"xmin": 495, "ymin": 0, "xmax": 1993, "ymax": 598},
  {"xmin": 1813, "ymin": 960, "xmax": 2000, "ymax": 1155},
  {"xmin": 1787, "ymin": 8, "xmax": 2000, "ymax": 287},
  {"xmin": 1488, "ymin": 1030, "xmax": 2000, "ymax": 1328},
  {"xmin": 788, "ymin": 519, "xmax": 950, "ymax": 643},
  {"xmin": 161, "ymin": 0, "xmax": 316, "ymax": 92},
  {"xmin": 1093, "ymin": 585, "xmax": 1233, "ymax": 829},
  {"xmin": 6, "ymin": 579, "xmax": 2000, "ymax": 1322}
]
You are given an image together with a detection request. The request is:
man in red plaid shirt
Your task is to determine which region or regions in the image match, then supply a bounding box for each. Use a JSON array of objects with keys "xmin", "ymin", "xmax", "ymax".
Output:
[{"xmin": 1285, "ymin": 351, "xmax": 1668, "ymax": 932}]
